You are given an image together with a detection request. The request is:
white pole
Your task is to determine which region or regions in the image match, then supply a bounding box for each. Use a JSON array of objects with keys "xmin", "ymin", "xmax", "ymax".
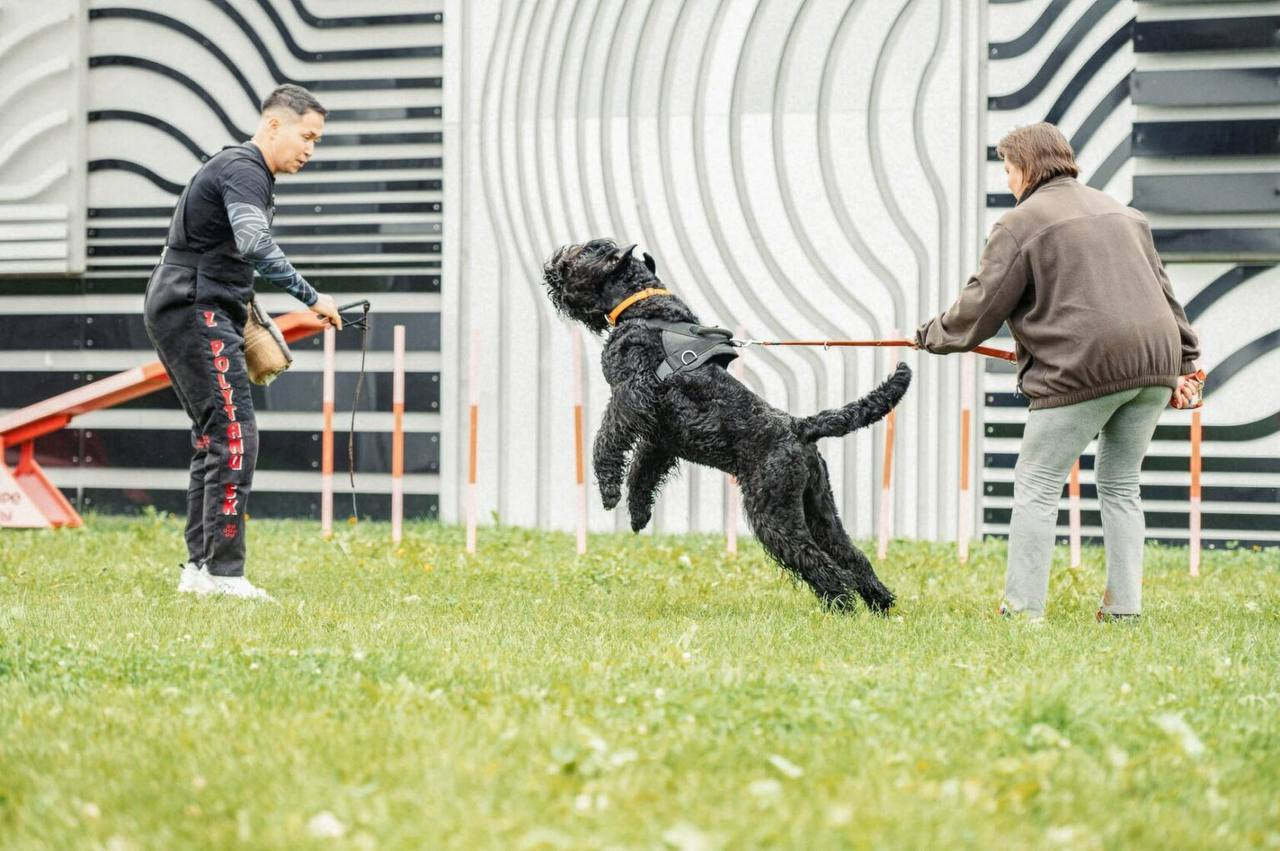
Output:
[
  {"xmin": 958, "ymin": 352, "xmax": 974, "ymax": 563},
  {"xmin": 1190, "ymin": 410, "xmax": 1202, "ymax": 576},
  {"xmin": 321, "ymin": 326, "xmax": 335, "ymax": 538},
  {"xmin": 572, "ymin": 326, "xmax": 587, "ymax": 555},
  {"xmin": 466, "ymin": 329, "xmax": 479, "ymax": 555},
  {"xmin": 391, "ymin": 324, "xmax": 405, "ymax": 544},
  {"xmin": 726, "ymin": 326, "xmax": 745, "ymax": 554},
  {"xmin": 1068, "ymin": 459, "xmax": 1082, "ymax": 568}
]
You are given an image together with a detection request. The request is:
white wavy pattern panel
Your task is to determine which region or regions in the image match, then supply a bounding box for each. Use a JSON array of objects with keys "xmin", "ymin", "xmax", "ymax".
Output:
[
  {"xmin": 0, "ymin": 1, "xmax": 85, "ymax": 274},
  {"xmin": 83, "ymin": 0, "xmax": 443, "ymax": 273},
  {"xmin": 985, "ymin": 0, "xmax": 1136, "ymax": 231},
  {"xmin": 446, "ymin": 0, "xmax": 985, "ymax": 539}
]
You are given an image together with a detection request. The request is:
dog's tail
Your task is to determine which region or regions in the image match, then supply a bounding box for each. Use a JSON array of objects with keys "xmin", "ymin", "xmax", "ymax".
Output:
[{"xmin": 792, "ymin": 363, "xmax": 912, "ymax": 443}]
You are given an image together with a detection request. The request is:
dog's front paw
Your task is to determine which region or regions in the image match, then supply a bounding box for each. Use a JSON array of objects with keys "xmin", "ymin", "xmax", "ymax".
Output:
[{"xmin": 600, "ymin": 483, "xmax": 621, "ymax": 510}]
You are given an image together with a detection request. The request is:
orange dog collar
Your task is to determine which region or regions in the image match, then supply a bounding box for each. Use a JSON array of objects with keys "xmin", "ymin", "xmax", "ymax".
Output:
[{"xmin": 607, "ymin": 288, "xmax": 672, "ymax": 326}]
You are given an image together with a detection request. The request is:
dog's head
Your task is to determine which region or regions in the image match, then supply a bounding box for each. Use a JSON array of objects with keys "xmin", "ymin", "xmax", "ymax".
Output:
[{"xmin": 542, "ymin": 238, "xmax": 659, "ymax": 333}]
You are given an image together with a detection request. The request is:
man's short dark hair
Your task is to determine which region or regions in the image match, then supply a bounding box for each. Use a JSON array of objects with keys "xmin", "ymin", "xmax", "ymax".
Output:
[{"xmin": 260, "ymin": 84, "xmax": 327, "ymax": 118}]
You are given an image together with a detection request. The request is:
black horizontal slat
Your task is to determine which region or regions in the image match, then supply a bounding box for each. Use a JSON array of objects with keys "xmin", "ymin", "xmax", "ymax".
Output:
[
  {"xmin": 982, "ymin": 532, "xmax": 1280, "ymax": 551},
  {"xmin": 70, "ymin": 428, "xmax": 438, "ymax": 474},
  {"xmin": 295, "ymin": 158, "xmax": 443, "ymax": 172},
  {"xmin": 89, "ymin": 202, "xmax": 443, "ymax": 217},
  {"xmin": 86, "ymin": 241, "xmax": 441, "ymax": 258},
  {"xmin": 0, "ymin": 312, "xmax": 441, "ymax": 352},
  {"xmin": 984, "ymin": 413, "xmax": 1280, "ymax": 442},
  {"xmin": 0, "ymin": 372, "xmax": 440, "ymax": 413},
  {"xmin": 1154, "ymin": 228, "xmax": 1280, "ymax": 258},
  {"xmin": 984, "ymin": 507, "xmax": 1280, "ymax": 532},
  {"xmin": 286, "ymin": 1, "xmax": 443, "ymax": 28},
  {"xmin": 1131, "ymin": 68, "xmax": 1280, "ymax": 107},
  {"xmin": 983, "ymin": 481, "xmax": 1279, "ymax": 504},
  {"xmin": 0, "ymin": 275, "xmax": 441, "ymax": 297},
  {"xmin": 1134, "ymin": 16, "xmax": 1280, "ymax": 53},
  {"xmin": 74, "ymin": 488, "xmax": 439, "ymax": 521},
  {"xmin": 1133, "ymin": 119, "xmax": 1280, "ymax": 157},
  {"xmin": 88, "ymin": 222, "xmax": 441, "ymax": 239},
  {"xmin": 87, "ymin": 259, "xmax": 443, "ymax": 273},
  {"xmin": 326, "ymin": 106, "xmax": 441, "ymax": 121},
  {"xmin": 1133, "ymin": 173, "xmax": 1280, "ymax": 213},
  {"xmin": 276, "ymin": 179, "xmax": 442, "ymax": 195},
  {"xmin": 984, "ymin": 453, "xmax": 1280, "ymax": 474}
]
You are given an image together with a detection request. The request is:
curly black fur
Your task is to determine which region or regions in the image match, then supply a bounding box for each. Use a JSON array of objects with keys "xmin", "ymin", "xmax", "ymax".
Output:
[{"xmin": 543, "ymin": 238, "xmax": 912, "ymax": 612}]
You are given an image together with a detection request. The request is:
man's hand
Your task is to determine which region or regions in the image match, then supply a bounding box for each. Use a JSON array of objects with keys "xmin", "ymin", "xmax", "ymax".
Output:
[{"xmin": 310, "ymin": 292, "xmax": 343, "ymax": 330}]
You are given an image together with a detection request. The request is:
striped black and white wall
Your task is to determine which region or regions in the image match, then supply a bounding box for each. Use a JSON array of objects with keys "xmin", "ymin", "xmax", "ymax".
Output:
[
  {"xmin": 3, "ymin": 0, "xmax": 1274, "ymax": 547},
  {"xmin": 0, "ymin": 0, "xmax": 444, "ymax": 521},
  {"xmin": 983, "ymin": 0, "xmax": 1280, "ymax": 548}
]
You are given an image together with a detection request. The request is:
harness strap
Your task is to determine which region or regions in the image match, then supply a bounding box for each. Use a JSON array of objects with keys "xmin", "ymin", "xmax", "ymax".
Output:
[{"xmin": 641, "ymin": 319, "xmax": 739, "ymax": 380}]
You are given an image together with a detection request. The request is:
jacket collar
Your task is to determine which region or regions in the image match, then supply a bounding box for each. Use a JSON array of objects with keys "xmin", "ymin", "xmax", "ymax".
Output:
[{"xmin": 1016, "ymin": 174, "xmax": 1074, "ymax": 206}]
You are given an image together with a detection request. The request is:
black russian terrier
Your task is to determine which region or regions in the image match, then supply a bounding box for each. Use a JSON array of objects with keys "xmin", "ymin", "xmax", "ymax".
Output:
[{"xmin": 542, "ymin": 239, "xmax": 911, "ymax": 612}]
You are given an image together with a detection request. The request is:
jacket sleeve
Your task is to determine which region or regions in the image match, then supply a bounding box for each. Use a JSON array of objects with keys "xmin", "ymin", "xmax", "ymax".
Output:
[
  {"xmin": 1145, "ymin": 232, "xmax": 1201, "ymax": 373},
  {"xmin": 225, "ymin": 201, "xmax": 318, "ymax": 307},
  {"xmin": 914, "ymin": 224, "xmax": 1027, "ymax": 354},
  {"xmin": 219, "ymin": 159, "xmax": 317, "ymax": 306}
]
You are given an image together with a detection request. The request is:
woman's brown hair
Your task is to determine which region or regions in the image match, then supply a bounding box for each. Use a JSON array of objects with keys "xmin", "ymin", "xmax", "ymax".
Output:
[{"xmin": 996, "ymin": 122, "xmax": 1079, "ymax": 188}]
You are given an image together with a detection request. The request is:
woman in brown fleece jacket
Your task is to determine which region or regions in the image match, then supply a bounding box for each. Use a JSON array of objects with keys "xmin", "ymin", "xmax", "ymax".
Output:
[{"xmin": 915, "ymin": 122, "xmax": 1203, "ymax": 622}]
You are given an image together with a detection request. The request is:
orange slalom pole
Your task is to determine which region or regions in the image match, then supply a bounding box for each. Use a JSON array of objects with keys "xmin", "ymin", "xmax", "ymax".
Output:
[
  {"xmin": 466, "ymin": 330, "xmax": 479, "ymax": 555},
  {"xmin": 877, "ymin": 408, "xmax": 896, "ymax": 561},
  {"xmin": 1190, "ymin": 409, "xmax": 1202, "ymax": 577},
  {"xmin": 726, "ymin": 326, "xmax": 745, "ymax": 554},
  {"xmin": 321, "ymin": 326, "xmax": 335, "ymax": 538},
  {"xmin": 1068, "ymin": 459, "xmax": 1082, "ymax": 568},
  {"xmin": 391, "ymin": 325, "xmax": 405, "ymax": 544},
  {"xmin": 572, "ymin": 327, "xmax": 587, "ymax": 555},
  {"xmin": 958, "ymin": 353, "xmax": 974, "ymax": 564}
]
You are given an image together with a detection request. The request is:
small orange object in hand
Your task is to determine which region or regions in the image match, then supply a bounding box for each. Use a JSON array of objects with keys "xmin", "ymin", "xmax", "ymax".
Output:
[{"xmin": 1172, "ymin": 369, "xmax": 1206, "ymax": 410}]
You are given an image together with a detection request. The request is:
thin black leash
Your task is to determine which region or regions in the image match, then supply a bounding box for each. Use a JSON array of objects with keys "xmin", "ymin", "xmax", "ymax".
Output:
[{"xmin": 337, "ymin": 300, "xmax": 371, "ymax": 523}]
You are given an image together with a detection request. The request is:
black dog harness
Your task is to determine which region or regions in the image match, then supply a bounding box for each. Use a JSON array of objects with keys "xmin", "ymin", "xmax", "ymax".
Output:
[{"xmin": 641, "ymin": 319, "xmax": 739, "ymax": 380}]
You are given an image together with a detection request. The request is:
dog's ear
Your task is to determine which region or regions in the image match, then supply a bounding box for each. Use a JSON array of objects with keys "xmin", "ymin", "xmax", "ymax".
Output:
[
  {"xmin": 608, "ymin": 243, "xmax": 637, "ymax": 273},
  {"xmin": 642, "ymin": 251, "xmax": 656, "ymax": 274}
]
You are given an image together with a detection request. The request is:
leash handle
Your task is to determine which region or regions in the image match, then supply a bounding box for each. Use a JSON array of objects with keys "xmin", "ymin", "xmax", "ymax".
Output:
[{"xmin": 337, "ymin": 299, "xmax": 371, "ymax": 331}]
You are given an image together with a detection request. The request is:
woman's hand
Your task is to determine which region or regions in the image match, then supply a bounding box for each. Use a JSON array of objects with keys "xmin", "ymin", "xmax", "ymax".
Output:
[{"xmin": 1171, "ymin": 369, "xmax": 1205, "ymax": 409}]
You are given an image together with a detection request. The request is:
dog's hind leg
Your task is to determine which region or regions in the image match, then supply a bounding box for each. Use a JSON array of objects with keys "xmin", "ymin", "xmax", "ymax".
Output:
[
  {"xmin": 801, "ymin": 451, "xmax": 895, "ymax": 612},
  {"xmin": 626, "ymin": 440, "xmax": 679, "ymax": 532},
  {"xmin": 740, "ymin": 459, "xmax": 863, "ymax": 610}
]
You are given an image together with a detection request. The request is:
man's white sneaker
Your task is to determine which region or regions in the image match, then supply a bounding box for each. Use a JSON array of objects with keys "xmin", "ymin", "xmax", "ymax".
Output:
[
  {"xmin": 177, "ymin": 562, "xmax": 217, "ymax": 595},
  {"xmin": 207, "ymin": 574, "xmax": 275, "ymax": 601}
]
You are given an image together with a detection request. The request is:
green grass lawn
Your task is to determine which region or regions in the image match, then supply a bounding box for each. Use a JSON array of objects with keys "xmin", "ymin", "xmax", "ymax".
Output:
[{"xmin": 1, "ymin": 515, "xmax": 1277, "ymax": 850}]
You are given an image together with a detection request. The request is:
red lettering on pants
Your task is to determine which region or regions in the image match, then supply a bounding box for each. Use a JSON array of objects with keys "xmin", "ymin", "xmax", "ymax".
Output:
[
  {"xmin": 203, "ymin": 311, "xmax": 217, "ymax": 327},
  {"xmin": 222, "ymin": 483, "xmax": 239, "ymax": 515},
  {"xmin": 220, "ymin": 387, "xmax": 234, "ymax": 407},
  {"xmin": 223, "ymin": 404, "xmax": 237, "ymax": 422},
  {"xmin": 227, "ymin": 422, "xmax": 242, "ymax": 440},
  {"xmin": 228, "ymin": 439, "xmax": 244, "ymax": 456},
  {"xmin": 217, "ymin": 373, "xmax": 231, "ymax": 390},
  {"xmin": 213, "ymin": 356, "xmax": 230, "ymax": 373},
  {"xmin": 228, "ymin": 455, "xmax": 243, "ymax": 471},
  {"xmin": 210, "ymin": 339, "xmax": 225, "ymax": 358}
]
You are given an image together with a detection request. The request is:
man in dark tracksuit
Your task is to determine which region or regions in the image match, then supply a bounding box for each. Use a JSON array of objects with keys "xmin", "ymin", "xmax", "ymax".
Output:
[{"xmin": 143, "ymin": 84, "xmax": 341, "ymax": 600}]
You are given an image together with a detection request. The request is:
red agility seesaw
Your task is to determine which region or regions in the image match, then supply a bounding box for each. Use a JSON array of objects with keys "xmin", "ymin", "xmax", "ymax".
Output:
[{"xmin": 0, "ymin": 310, "xmax": 330, "ymax": 529}]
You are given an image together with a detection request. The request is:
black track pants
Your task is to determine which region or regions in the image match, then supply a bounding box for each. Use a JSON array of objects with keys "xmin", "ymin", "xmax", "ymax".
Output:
[{"xmin": 143, "ymin": 266, "xmax": 258, "ymax": 576}]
